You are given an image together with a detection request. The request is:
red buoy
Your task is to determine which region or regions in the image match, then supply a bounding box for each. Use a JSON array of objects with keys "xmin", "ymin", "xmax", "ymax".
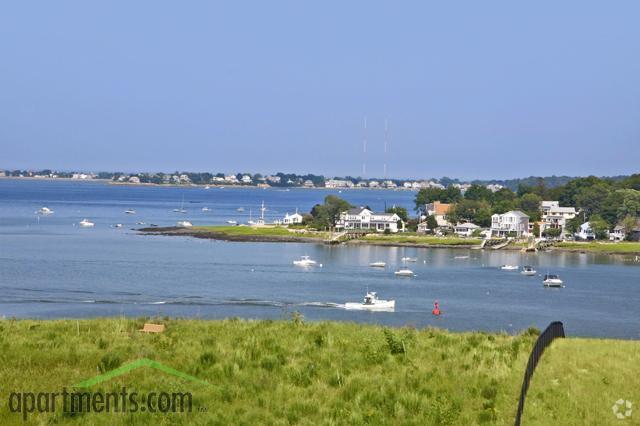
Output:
[{"xmin": 432, "ymin": 300, "xmax": 441, "ymax": 316}]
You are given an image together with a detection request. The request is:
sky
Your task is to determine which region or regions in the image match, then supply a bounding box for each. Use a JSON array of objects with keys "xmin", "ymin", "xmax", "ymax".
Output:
[{"xmin": 1, "ymin": 1, "xmax": 639, "ymax": 180}]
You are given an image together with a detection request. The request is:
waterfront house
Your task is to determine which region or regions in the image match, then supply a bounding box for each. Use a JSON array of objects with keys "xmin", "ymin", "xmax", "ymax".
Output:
[
  {"xmin": 575, "ymin": 222, "xmax": 595, "ymax": 240},
  {"xmin": 283, "ymin": 210, "xmax": 304, "ymax": 225},
  {"xmin": 610, "ymin": 219, "xmax": 640, "ymax": 241},
  {"xmin": 540, "ymin": 201, "xmax": 577, "ymax": 237},
  {"xmin": 241, "ymin": 175, "xmax": 252, "ymax": 184},
  {"xmin": 336, "ymin": 207, "xmax": 404, "ymax": 233},
  {"xmin": 490, "ymin": 210, "xmax": 530, "ymax": 237},
  {"xmin": 422, "ymin": 201, "xmax": 452, "ymax": 227},
  {"xmin": 454, "ymin": 222, "xmax": 480, "ymax": 237}
]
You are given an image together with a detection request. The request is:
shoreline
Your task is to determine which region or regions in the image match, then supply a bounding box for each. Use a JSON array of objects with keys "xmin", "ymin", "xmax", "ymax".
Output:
[{"xmin": 138, "ymin": 227, "xmax": 640, "ymax": 256}]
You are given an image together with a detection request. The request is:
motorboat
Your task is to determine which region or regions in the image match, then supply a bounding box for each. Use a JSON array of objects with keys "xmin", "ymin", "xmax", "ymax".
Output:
[
  {"xmin": 124, "ymin": 209, "xmax": 136, "ymax": 214},
  {"xmin": 293, "ymin": 255, "xmax": 317, "ymax": 267},
  {"xmin": 521, "ymin": 266, "xmax": 537, "ymax": 276},
  {"xmin": 394, "ymin": 268, "xmax": 415, "ymax": 277},
  {"xmin": 454, "ymin": 255, "xmax": 469, "ymax": 260},
  {"xmin": 500, "ymin": 265, "xmax": 519, "ymax": 270},
  {"xmin": 176, "ymin": 221, "xmax": 193, "ymax": 228},
  {"xmin": 79, "ymin": 219, "xmax": 95, "ymax": 227},
  {"xmin": 543, "ymin": 274, "xmax": 564, "ymax": 287},
  {"xmin": 201, "ymin": 207, "xmax": 211, "ymax": 212},
  {"xmin": 227, "ymin": 220, "xmax": 237, "ymax": 225},
  {"xmin": 345, "ymin": 292, "xmax": 395, "ymax": 310},
  {"xmin": 136, "ymin": 221, "xmax": 146, "ymax": 225},
  {"xmin": 369, "ymin": 261, "xmax": 386, "ymax": 268},
  {"xmin": 172, "ymin": 208, "xmax": 187, "ymax": 214},
  {"xmin": 37, "ymin": 207, "xmax": 54, "ymax": 215},
  {"xmin": 236, "ymin": 207, "xmax": 245, "ymax": 212},
  {"xmin": 113, "ymin": 223, "xmax": 123, "ymax": 228},
  {"xmin": 204, "ymin": 185, "xmax": 211, "ymax": 190},
  {"xmin": 401, "ymin": 257, "xmax": 417, "ymax": 262}
]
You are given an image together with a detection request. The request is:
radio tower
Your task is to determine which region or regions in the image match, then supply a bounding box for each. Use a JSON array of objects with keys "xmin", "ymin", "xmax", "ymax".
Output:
[
  {"xmin": 383, "ymin": 118, "xmax": 388, "ymax": 179},
  {"xmin": 362, "ymin": 116, "xmax": 367, "ymax": 177}
]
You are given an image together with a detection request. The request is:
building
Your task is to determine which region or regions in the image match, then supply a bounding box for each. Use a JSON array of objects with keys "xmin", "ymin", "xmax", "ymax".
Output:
[
  {"xmin": 422, "ymin": 201, "xmax": 452, "ymax": 227},
  {"xmin": 454, "ymin": 222, "xmax": 480, "ymax": 237},
  {"xmin": 336, "ymin": 207, "xmax": 405, "ymax": 233},
  {"xmin": 540, "ymin": 201, "xmax": 577, "ymax": 236},
  {"xmin": 282, "ymin": 210, "xmax": 304, "ymax": 225},
  {"xmin": 575, "ymin": 222, "xmax": 595, "ymax": 240},
  {"xmin": 610, "ymin": 219, "xmax": 640, "ymax": 242},
  {"xmin": 490, "ymin": 210, "xmax": 530, "ymax": 237},
  {"xmin": 303, "ymin": 180, "xmax": 314, "ymax": 188},
  {"xmin": 325, "ymin": 179, "xmax": 354, "ymax": 189},
  {"xmin": 128, "ymin": 176, "xmax": 141, "ymax": 184},
  {"xmin": 241, "ymin": 175, "xmax": 252, "ymax": 184},
  {"xmin": 486, "ymin": 184, "xmax": 504, "ymax": 192}
]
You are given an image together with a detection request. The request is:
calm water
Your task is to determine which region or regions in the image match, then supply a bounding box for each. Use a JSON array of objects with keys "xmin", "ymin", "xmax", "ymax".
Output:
[{"xmin": 0, "ymin": 179, "xmax": 639, "ymax": 339}]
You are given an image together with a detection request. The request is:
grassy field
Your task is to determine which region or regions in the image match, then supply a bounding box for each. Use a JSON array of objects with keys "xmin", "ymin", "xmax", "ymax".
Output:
[
  {"xmin": 361, "ymin": 233, "xmax": 482, "ymax": 246},
  {"xmin": 0, "ymin": 318, "xmax": 636, "ymax": 425},
  {"xmin": 193, "ymin": 225, "xmax": 329, "ymax": 239},
  {"xmin": 555, "ymin": 241, "xmax": 640, "ymax": 254}
]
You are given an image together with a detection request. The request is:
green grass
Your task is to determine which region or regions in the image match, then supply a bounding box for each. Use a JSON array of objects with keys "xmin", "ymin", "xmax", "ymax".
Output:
[
  {"xmin": 555, "ymin": 241, "xmax": 640, "ymax": 254},
  {"xmin": 361, "ymin": 233, "xmax": 481, "ymax": 246},
  {"xmin": 1, "ymin": 318, "xmax": 635, "ymax": 425},
  {"xmin": 193, "ymin": 225, "xmax": 329, "ymax": 239}
]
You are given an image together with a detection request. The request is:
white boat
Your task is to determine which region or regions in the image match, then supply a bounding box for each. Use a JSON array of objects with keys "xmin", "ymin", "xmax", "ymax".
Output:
[
  {"xmin": 454, "ymin": 255, "xmax": 469, "ymax": 259},
  {"xmin": 521, "ymin": 266, "xmax": 537, "ymax": 276},
  {"xmin": 79, "ymin": 219, "xmax": 95, "ymax": 227},
  {"xmin": 176, "ymin": 221, "xmax": 193, "ymax": 228},
  {"xmin": 173, "ymin": 195, "xmax": 187, "ymax": 213},
  {"xmin": 204, "ymin": 185, "xmax": 211, "ymax": 190},
  {"xmin": 136, "ymin": 221, "xmax": 146, "ymax": 225},
  {"xmin": 227, "ymin": 220, "xmax": 237, "ymax": 225},
  {"xmin": 124, "ymin": 209, "xmax": 136, "ymax": 214},
  {"xmin": 113, "ymin": 223, "xmax": 123, "ymax": 228},
  {"xmin": 395, "ymin": 268, "xmax": 415, "ymax": 277},
  {"xmin": 345, "ymin": 292, "xmax": 395, "ymax": 310},
  {"xmin": 401, "ymin": 257, "xmax": 417, "ymax": 262},
  {"xmin": 501, "ymin": 265, "xmax": 519, "ymax": 270},
  {"xmin": 369, "ymin": 261, "xmax": 386, "ymax": 268},
  {"xmin": 293, "ymin": 255, "xmax": 317, "ymax": 267},
  {"xmin": 37, "ymin": 207, "xmax": 54, "ymax": 215},
  {"xmin": 543, "ymin": 274, "xmax": 564, "ymax": 287},
  {"xmin": 201, "ymin": 207, "xmax": 211, "ymax": 212},
  {"xmin": 236, "ymin": 207, "xmax": 245, "ymax": 212}
]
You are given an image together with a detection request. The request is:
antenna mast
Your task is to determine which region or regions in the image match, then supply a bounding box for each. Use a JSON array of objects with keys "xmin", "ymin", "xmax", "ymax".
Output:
[
  {"xmin": 362, "ymin": 116, "xmax": 367, "ymax": 177},
  {"xmin": 384, "ymin": 118, "xmax": 388, "ymax": 179}
]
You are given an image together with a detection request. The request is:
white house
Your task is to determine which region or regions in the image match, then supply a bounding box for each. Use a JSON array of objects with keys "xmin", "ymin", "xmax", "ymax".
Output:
[
  {"xmin": 241, "ymin": 175, "xmax": 252, "ymax": 184},
  {"xmin": 128, "ymin": 176, "xmax": 141, "ymax": 184},
  {"xmin": 490, "ymin": 210, "xmax": 530, "ymax": 237},
  {"xmin": 575, "ymin": 222, "xmax": 595, "ymax": 240},
  {"xmin": 336, "ymin": 207, "xmax": 404, "ymax": 233},
  {"xmin": 454, "ymin": 222, "xmax": 480, "ymax": 237},
  {"xmin": 540, "ymin": 201, "xmax": 577, "ymax": 236},
  {"xmin": 282, "ymin": 210, "xmax": 304, "ymax": 225}
]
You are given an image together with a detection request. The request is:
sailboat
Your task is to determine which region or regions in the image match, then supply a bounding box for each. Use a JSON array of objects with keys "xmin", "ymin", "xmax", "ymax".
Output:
[{"xmin": 173, "ymin": 195, "xmax": 187, "ymax": 213}]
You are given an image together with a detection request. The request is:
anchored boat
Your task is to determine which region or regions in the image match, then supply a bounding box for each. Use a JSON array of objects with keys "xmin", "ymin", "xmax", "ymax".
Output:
[
  {"xmin": 543, "ymin": 274, "xmax": 564, "ymax": 287},
  {"xmin": 521, "ymin": 265, "xmax": 537, "ymax": 276}
]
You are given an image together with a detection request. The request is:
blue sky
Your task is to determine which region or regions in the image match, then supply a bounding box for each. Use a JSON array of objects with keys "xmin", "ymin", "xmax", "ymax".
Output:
[{"xmin": 1, "ymin": 1, "xmax": 638, "ymax": 180}]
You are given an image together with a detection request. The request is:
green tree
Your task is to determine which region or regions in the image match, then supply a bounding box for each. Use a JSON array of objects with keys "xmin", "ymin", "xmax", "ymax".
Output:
[
  {"xmin": 575, "ymin": 183, "xmax": 611, "ymax": 218},
  {"xmin": 588, "ymin": 214, "xmax": 609, "ymax": 240},
  {"xmin": 542, "ymin": 228, "xmax": 561, "ymax": 238},
  {"xmin": 310, "ymin": 195, "xmax": 353, "ymax": 229},
  {"xmin": 425, "ymin": 215, "xmax": 438, "ymax": 231},
  {"xmin": 518, "ymin": 193, "xmax": 542, "ymax": 221},
  {"xmin": 464, "ymin": 185, "xmax": 493, "ymax": 202}
]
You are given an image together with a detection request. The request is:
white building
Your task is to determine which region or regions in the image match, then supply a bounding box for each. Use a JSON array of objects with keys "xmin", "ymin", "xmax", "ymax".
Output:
[
  {"xmin": 336, "ymin": 207, "xmax": 404, "ymax": 233},
  {"xmin": 486, "ymin": 184, "xmax": 504, "ymax": 192},
  {"xmin": 325, "ymin": 179, "xmax": 353, "ymax": 188},
  {"xmin": 266, "ymin": 175, "xmax": 281, "ymax": 184},
  {"xmin": 540, "ymin": 201, "xmax": 577, "ymax": 236},
  {"xmin": 454, "ymin": 222, "xmax": 480, "ymax": 237},
  {"xmin": 241, "ymin": 175, "xmax": 252, "ymax": 184},
  {"xmin": 128, "ymin": 176, "xmax": 141, "ymax": 184},
  {"xmin": 575, "ymin": 222, "xmax": 596, "ymax": 240},
  {"xmin": 303, "ymin": 180, "xmax": 314, "ymax": 188},
  {"xmin": 368, "ymin": 181, "xmax": 380, "ymax": 188},
  {"xmin": 282, "ymin": 210, "xmax": 304, "ymax": 225},
  {"xmin": 490, "ymin": 211, "xmax": 530, "ymax": 237},
  {"xmin": 422, "ymin": 201, "xmax": 453, "ymax": 227}
]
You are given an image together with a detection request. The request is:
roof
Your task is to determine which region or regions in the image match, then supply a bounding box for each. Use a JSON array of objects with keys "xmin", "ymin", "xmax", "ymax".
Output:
[
  {"xmin": 455, "ymin": 222, "xmax": 479, "ymax": 229},
  {"xmin": 346, "ymin": 207, "xmax": 370, "ymax": 215},
  {"xmin": 427, "ymin": 201, "xmax": 451, "ymax": 215},
  {"xmin": 506, "ymin": 210, "xmax": 529, "ymax": 218}
]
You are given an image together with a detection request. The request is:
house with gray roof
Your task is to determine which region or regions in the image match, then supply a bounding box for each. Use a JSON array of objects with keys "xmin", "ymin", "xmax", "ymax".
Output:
[
  {"xmin": 336, "ymin": 207, "xmax": 404, "ymax": 233},
  {"xmin": 490, "ymin": 210, "xmax": 530, "ymax": 237}
]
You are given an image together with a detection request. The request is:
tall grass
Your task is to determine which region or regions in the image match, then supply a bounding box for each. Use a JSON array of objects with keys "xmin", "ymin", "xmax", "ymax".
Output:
[{"xmin": 0, "ymin": 318, "xmax": 636, "ymax": 425}]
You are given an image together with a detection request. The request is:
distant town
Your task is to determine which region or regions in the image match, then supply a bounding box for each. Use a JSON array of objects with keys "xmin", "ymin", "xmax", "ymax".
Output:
[{"xmin": 0, "ymin": 168, "xmax": 632, "ymax": 193}]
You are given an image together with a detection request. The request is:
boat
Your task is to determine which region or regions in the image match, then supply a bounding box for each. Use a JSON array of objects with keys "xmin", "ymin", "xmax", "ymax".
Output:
[
  {"xmin": 369, "ymin": 261, "xmax": 386, "ymax": 268},
  {"xmin": 227, "ymin": 220, "xmax": 237, "ymax": 225},
  {"xmin": 236, "ymin": 207, "xmax": 245, "ymax": 212},
  {"xmin": 201, "ymin": 207, "xmax": 211, "ymax": 212},
  {"xmin": 136, "ymin": 221, "xmax": 145, "ymax": 225},
  {"xmin": 500, "ymin": 265, "xmax": 519, "ymax": 270},
  {"xmin": 344, "ymin": 292, "xmax": 395, "ymax": 310},
  {"xmin": 124, "ymin": 209, "xmax": 136, "ymax": 214},
  {"xmin": 394, "ymin": 268, "xmax": 415, "ymax": 277},
  {"xmin": 176, "ymin": 221, "xmax": 193, "ymax": 228},
  {"xmin": 173, "ymin": 195, "xmax": 187, "ymax": 213},
  {"xmin": 454, "ymin": 255, "xmax": 469, "ymax": 259},
  {"xmin": 293, "ymin": 255, "xmax": 317, "ymax": 267},
  {"xmin": 37, "ymin": 207, "xmax": 54, "ymax": 215},
  {"xmin": 149, "ymin": 224, "xmax": 159, "ymax": 227},
  {"xmin": 78, "ymin": 219, "xmax": 95, "ymax": 227},
  {"xmin": 401, "ymin": 257, "xmax": 417, "ymax": 262},
  {"xmin": 521, "ymin": 266, "xmax": 537, "ymax": 276},
  {"xmin": 113, "ymin": 223, "xmax": 123, "ymax": 228},
  {"xmin": 543, "ymin": 274, "xmax": 564, "ymax": 287},
  {"xmin": 204, "ymin": 185, "xmax": 211, "ymax": 190}
]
